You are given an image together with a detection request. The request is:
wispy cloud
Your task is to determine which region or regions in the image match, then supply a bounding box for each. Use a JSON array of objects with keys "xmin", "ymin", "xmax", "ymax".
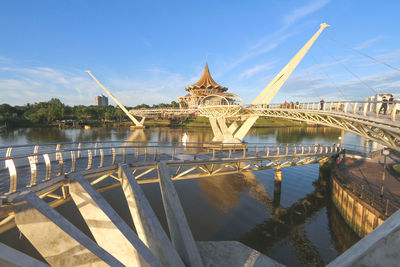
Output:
[
  {"xmin": 0, "ymin": 60, "xmax": 199, "ymax": 106},
  {"xmin": 227, "ymin": 34, "xmax": 291, "ymax": 71},
  {"xmin": 354, "ymin": 36, "xmax": 383, "ymax": 50},
  {"xmin": 226, "ymin": 0, "xmax": 330, "ymax": 73},
  {"xmin": 238, "ymin": 62, "xmax": 276, "ymax": 80},
  {"xmin": 275, "ymin": 70, "xmax": 400, "ymax": 103},
  {"xmin": 282, "ymin": 0, "xmax": 330, "ymax": 29}
]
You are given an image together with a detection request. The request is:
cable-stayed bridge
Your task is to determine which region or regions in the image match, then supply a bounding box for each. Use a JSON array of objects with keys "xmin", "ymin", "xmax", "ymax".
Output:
[{"xmin": 87, "ymin": 22, "xmax": 400, "ymax": 151}]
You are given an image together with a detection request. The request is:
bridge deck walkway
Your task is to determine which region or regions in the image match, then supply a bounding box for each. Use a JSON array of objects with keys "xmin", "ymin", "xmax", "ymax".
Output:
[{"xmin": 0, "ymin": 147, "xmax": 332, "ymax": 197}]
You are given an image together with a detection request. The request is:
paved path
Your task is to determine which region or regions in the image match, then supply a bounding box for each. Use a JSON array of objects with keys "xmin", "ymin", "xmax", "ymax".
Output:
[{"xmin": 338, "ymin": 151, "xmax": 400, "ymax": 211}]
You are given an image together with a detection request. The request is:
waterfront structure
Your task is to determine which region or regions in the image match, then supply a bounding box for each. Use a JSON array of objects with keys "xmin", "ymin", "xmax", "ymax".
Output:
[
  {"xmin": 95, "ymin": 94, "xmax": 109, "ymax": 106},
  {"xmin": 177, "ymin": 64, "xmax": 237, "ymax": 109},
  {"xmin": 0, "ymin": 141, "xmax": 337, "ymax": 266}
]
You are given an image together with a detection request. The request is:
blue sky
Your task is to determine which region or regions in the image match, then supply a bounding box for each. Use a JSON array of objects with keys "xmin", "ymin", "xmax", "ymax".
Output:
[{"xmin": 1, "ymin": 0, "xmax": 400, "ymax": 106}]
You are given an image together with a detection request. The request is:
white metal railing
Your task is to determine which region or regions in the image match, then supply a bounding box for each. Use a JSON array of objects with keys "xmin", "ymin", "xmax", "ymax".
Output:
[
  {"xmin": 0, "ymin": 141, "xmax": 341, "ymax": 196},
  {"xmin": 130, "ymin": 108, "xmax": 197, "ymax": 116},
  {"xmin": 250, "ymin": 100, "xmax": 400, "ymax": 122}
]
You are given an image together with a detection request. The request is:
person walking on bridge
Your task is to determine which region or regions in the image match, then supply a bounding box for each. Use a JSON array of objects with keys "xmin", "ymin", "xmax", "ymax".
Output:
[
  {"xmin": 389, "ymin": 95, "xmax": 394, "ymax": 113},
  {"xmin": 320, "ymin": 98, "xmax": 325, "ymax": 110},
  {"xmin": 379, "ymin": 96, "xmax": 388, "ymax": 115}
]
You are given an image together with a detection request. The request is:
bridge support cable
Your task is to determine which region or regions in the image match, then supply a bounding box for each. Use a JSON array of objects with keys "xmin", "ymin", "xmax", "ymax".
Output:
[
  {"xmin": 304, "ymin": 69, "xmax": 322, "ymax": 101},
  {"xmin": 232, "ymin": 23, "xmax": 331, "ymax": 141},
  {"xmin": 317, "ymin": 43, "xmax": 378, "ymax": 95},
  {"xmin": 86, "ymin": 70, "xmax": 144, "ymax": 127},
  {"xmin": 326, "ymin": 36, "xmax": 400, "ymax": 72},
  {"xmin": 309, "ymin": 53, "xmax": 349, "ymax": 101}
]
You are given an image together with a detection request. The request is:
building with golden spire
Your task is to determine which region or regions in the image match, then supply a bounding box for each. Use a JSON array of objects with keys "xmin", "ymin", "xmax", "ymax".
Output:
[{"xmin": 178, "ymin": 63, "xmax": 236, "ymax": 108}]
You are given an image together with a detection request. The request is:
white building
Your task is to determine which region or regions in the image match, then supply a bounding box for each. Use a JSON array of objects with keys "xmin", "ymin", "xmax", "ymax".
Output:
[{"xmin": 95, "ymin": 94, "xmax": 109, "ymax": 106}]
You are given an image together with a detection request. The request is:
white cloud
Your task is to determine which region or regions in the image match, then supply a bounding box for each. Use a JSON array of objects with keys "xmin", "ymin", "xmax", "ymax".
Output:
[
  {"xmin": 238, "ymin": 62, "xmax": 275, "ymax": 80},
  {"xmin": 225, "ymin": 0, "xmax": 330, "ymax": 74},
  {"xmin": 0, "ymin": 61, "xmax": 199, "ymax": 106},
  {"xmin": 282, "ymin": 0, "xmax": 330, "ymax": 29},
  {"xmin": 227, "ymin": 34, "xmax": 292, "ymax": 72},
  {"xmin": 276, "ymin": 70, "xmax": 400, "ymax": 103},
  {"xmin": 354, "ymin": 36, "xmax": 383, "ymax": 50}
]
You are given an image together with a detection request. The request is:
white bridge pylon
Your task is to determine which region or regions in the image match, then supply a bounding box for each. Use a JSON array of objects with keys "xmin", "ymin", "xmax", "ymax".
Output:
[
  {"xmin": 86, "ymin": 70, "xmax": 145, "ymax": 128},
  {"xmin": 210, "ymin": 23, "xmax": 331, "ymax": 143}
]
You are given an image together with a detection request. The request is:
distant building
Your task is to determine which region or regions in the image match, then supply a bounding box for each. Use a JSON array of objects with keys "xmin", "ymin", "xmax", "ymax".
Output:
[
  {"xmin": 178, "ymin": 63, "xmax": 236, "ymax": 109},
  {"xmin": 95, "ymin": 94, "xmax": 109, "ymax": 106}
]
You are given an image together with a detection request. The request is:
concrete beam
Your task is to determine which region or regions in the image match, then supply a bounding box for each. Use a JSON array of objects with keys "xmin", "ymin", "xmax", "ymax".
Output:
[
  {"xmin": 13, "ymin": 192, "xmax": 122, "ymax": 267},
  {"xmin": 157, "ymin": 162, "xmax": 204, "ymax": 267},
  {"xmin": 209, "ymin": 118, "xmax": 224, "ymax": 142},
  {"xmin": 327, "ymin": 208, "xmax": 400, "ymax": 266},
  {"xmin": 119, "ymin": 164, "xmax": 185, "ymax": 267},
  {"xmin": 197, "ymin": 241, "xmax": 284, "ymax": 267},
  {"xmin": 0, "ymin": 242, "xmax": 49, "ymax": 267},
  {"xmin": 69, "ymin": 173, "xmax": 162, "ymax": 267}
]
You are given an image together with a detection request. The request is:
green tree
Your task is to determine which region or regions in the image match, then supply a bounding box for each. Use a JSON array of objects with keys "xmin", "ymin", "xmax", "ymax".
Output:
[{"xmin": 47, "ymin": 98, "xmax": 64, "ymax": 122}]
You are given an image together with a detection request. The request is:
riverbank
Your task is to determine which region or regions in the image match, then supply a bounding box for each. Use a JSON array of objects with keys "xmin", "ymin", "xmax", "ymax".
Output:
[
  {"xmin": 331, "ymin": 150, "xmax": 400, "ymax": 237},
  {"xmin": 1, "ymin": 117, "xmax": 312, "ymax": 129}
]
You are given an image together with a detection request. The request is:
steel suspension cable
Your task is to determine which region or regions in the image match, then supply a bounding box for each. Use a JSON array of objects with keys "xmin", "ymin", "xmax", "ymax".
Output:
[
  {"xmin": 327, "ymin": 36, "xmax": 400, "ymax": 72},
  {"xmin": 309, "ymin": 53, "xmax": 349, "ymax": 101},
  {"xmin": 317, "ymin": 43, "xmax": 378, "ymax": 95},
  {"xmin": 304, "ymin": 69, "xmax": 322, "ymax": 100}
]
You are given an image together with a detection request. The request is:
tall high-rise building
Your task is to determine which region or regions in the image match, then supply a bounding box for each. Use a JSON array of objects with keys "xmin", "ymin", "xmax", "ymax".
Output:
[{"xmin": 95, "ymin": 94, "xmax": 109, "ymax": 106}]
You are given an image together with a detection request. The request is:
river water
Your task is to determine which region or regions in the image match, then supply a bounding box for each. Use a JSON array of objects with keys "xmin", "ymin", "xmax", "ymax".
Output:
[{"xmin": 0, "ymin": 126, "xmax": 364, "ymax": 266}]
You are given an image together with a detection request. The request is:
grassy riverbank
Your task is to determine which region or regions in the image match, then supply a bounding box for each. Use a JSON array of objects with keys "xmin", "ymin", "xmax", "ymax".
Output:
[{"xmin": 144, "ymin": 116, "xmax": 308, "ymax": 128}]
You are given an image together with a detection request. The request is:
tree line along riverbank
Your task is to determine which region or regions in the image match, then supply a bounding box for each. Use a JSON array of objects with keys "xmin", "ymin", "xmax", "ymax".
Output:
[{"xmin": 1, "ymin": 98, "xmax": 312, "ymax": 129}]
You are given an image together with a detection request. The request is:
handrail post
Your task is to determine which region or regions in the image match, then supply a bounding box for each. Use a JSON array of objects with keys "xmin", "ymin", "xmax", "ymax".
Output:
[
  {"xmin": 6, "ymin": 159, "xmax": 17, "ymax": 194},
  {"xmin": 123, "ymin": 147, "xmax": 127, "ymax": 163},
  {"xmin": 43, "ymin": 154, "xmax": 51, "ymax": 180},
  {"xmin": 70, "ymin": 150, "xmax": 76, "ymax": 172},
  {"xmin": 112, "ymin": 148, "xmax": 116, "ymax": 165},
  {"xmin": 5, "ymin": 147, "xmax": 12, "ymax": 168},
  {"xmin": 99, "ymin": 148, "xmax": 104, "ymax": 168},
  {"xmin": 33, "ymin": 145, "xmax": 39, "ymax": 163},
  {"xmin": 28, "ymin": 156, "xmax": 37, "ymax": 187},
  {"xmin": 86, "ymin": 149, "xmax": 93, "ymax": 170},
  {"xmin": 56, "ymin": 150, "xmax": 64, "ymax": 176},
  {"xmin": 94, "ymin": 142, "xmax": 98, "ymax": 156}
]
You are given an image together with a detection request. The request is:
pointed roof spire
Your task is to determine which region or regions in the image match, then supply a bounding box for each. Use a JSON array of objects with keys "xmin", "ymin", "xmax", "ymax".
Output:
[{"xmin": 185, "ymin": 63, "xmax": 227, "ymax": 92}]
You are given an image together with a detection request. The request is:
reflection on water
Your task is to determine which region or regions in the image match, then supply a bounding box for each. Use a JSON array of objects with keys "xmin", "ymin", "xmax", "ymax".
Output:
[
  {"xmin": 0, "ymin": 126, "xmax": 345, "ymax": 147},
  {"xmin": 0, "ymin": 126, "xmax": 361, "ymax": 266}
]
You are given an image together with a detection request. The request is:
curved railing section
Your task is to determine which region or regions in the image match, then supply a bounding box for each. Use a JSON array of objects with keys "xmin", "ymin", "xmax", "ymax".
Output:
[
  {"xmin": 130, "ymin": 108, "xmax": 197, "ymax": 117},
  {"xmin": 0, "ymin": 141, "xmax": 341, "ymax": 196},
  {"xmin": 250, "ymin": 100, "xmax": 400, "ymax": 123},
  {"xmin": 248, "ymin": 101, "xmax": 400, "ymax": 151}
]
